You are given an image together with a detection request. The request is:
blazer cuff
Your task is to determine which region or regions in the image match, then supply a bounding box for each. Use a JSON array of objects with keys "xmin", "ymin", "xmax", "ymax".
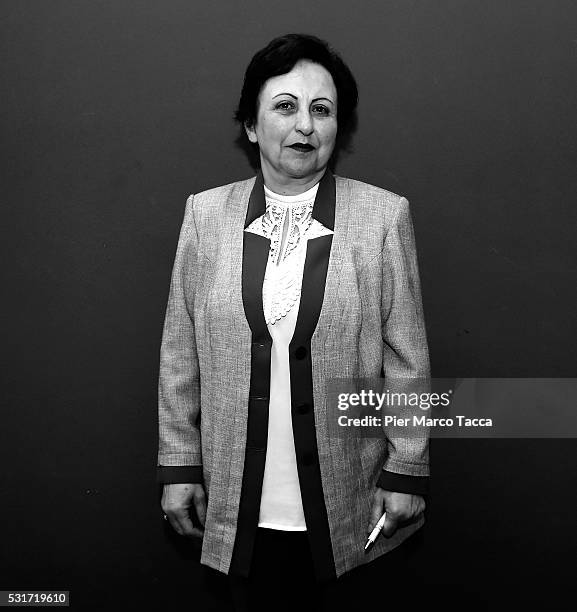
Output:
[
  {"xmin": 157, "ymin": 465, "xmax": 203, "ymax": 484},
  {"xmin": 376, "ymin": 470, "xmax": 429, "ymax": 496}
]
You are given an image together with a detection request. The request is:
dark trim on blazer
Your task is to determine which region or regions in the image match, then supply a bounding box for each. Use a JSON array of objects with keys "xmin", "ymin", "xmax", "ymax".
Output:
[
  {"xmin": 288, "ymin": 233, "xmax": 335, "ymax": 582},
  {"xmin": 229, "ymin": 227, "xmax": 272, "ymax": 576},
  {"xmin": 229, "ymin": 169, "xmax": 337, "ymax": 582},
  {"xmin": 157, "ymin": 465, "xmax": 203, "ymax": 484},
  {"xmin": 376, "ymin": 471, "xmax": 429, "ymax": 496}
]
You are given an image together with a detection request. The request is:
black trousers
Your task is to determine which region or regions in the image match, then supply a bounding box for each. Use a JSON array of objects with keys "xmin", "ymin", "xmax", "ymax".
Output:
[{"xmin": 227, "ymin": 527, "xmax": 420, "ymax": 612}]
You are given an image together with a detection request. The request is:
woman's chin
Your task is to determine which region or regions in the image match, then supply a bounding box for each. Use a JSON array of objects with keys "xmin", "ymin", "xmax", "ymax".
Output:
[{"xmin": 280, "ymin": 160, "xmax": 325, "ymax": 181}]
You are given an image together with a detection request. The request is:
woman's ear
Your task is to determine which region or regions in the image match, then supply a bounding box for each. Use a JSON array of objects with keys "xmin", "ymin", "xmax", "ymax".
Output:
[{"xmin": 244, "ymin": 120, "xmax": 258, "ymax": 144}]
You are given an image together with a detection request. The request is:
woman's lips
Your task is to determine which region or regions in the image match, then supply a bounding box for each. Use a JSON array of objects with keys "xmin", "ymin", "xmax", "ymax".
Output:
[{"xmin": 289, "ymin": 143, "xmax": 315, "ymax": 152}]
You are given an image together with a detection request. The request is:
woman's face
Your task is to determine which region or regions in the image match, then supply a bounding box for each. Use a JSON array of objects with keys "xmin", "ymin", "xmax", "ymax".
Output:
[{"xmin": 245, "ymin": 59, "xmax": 338, "ymax": 188}]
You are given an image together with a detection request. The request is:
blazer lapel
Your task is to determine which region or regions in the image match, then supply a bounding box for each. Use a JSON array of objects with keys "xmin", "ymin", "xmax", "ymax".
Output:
[
  {"xmin": 241, "ymin": 169, "xmax": 271, "ymax": 343},
  {"xmin": 291, "ymin": 168, "xmax": 336, "ymax": 346},
  {"xmin": 311, "ymin": 175, "xmax": 348, "ymax": 343}
]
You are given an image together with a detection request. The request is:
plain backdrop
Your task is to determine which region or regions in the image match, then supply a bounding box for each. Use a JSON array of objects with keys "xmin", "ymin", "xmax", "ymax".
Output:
[{"xmin": 2, "ymin": 1, "xmax": 577, "ymax": 609}]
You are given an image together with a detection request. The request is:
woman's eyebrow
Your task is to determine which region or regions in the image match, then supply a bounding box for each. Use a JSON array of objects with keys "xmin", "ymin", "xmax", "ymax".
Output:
[
  {"xmin": 312, "ymin": 97, "xmax": 334, "ymax": 104},
  {"xmin": 272, "ymin": 92, "xmax": 334, "ymax": 104}
]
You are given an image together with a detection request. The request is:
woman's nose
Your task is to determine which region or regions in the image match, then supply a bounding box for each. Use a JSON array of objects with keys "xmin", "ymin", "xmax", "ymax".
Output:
[{"xmin": 295, "ymin": 109, "xmax": 314, "ymax": 135}]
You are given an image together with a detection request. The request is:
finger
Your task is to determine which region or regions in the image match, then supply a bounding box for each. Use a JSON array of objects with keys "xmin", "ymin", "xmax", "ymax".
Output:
[
  {"xmin": 409, "ymin": 499, "xmax": 425, "ymax": 520},
  {"xmin": 168, "ymin": 517, "xmax": 204, "ymax": 541},
  {"xmin": 380, "ymin": 514, "xmax": 399, "ymax": 538},
  {"xmin": 193, "ymin": 491, "xmax": 207, "ymax": 528},
  {"xmin": 187, "ymin": 526, "xmax": 205, "ymax": 540},
  {"xmin": 367, "ymin": 493, "xmax": 383, "ymax": 535},
  {"xmin": 169, "ymin": 511, "xmax": 203, "ymax": 539}
]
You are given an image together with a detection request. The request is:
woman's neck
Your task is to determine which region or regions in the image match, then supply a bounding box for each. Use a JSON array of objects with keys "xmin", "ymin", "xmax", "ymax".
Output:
[
  {"xmin": 264, "ymin": 181, "xmax": 319, "ymax": 204},
  {"xmin": 260, "ymin": 165, "xmax": 326, "ymax": 196}
]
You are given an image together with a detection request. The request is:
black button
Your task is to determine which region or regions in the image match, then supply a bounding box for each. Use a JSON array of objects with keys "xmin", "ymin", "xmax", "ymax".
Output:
[
  {"xmin": 302, "ymin": 452, "xmax": 315, "ymax": 466},
  {"xmin": 297, "ymin": 402, "xmax": 310, "ymax": 415},
  {"xmin": 294, "ymin": 346, "xmax": 307, "ymax": 360}
]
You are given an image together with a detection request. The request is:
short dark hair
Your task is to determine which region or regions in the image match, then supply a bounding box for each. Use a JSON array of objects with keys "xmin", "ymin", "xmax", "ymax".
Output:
[{"xmin": 234, "ymin": 33, "xmax": 358, "ymax": 136}]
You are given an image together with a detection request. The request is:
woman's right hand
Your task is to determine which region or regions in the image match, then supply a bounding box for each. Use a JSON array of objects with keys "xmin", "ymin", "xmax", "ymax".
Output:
[{"xmin": 161, "ymin": 483, "xmax": 207, "ymax": 540}]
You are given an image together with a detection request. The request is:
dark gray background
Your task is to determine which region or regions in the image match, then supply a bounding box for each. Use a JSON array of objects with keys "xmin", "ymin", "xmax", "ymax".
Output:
[{"xmin": 2, "ymin": 1, "xmax": 576, "ymax": 609}]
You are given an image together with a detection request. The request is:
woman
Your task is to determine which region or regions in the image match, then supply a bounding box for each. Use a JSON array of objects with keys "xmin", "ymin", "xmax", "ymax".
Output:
[{"xmin": 157, "ymin": 34, "xmax": 430, "ymax": 610}]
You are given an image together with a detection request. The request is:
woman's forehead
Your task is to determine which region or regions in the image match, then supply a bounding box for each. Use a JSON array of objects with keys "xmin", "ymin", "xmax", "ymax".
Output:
[{"xmin": 260, "ymin": 61, "xmax": 337, "ymax": 101}]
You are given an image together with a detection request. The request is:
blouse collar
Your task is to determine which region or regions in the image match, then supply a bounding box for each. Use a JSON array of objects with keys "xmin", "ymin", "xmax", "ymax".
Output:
[
  {"xmin": 244, "ymin": 168, "xmax": 335, "ymax": 231},
  {"xmin": 264, "ymin": 181, "xmax": 319, "ymax": 205}
]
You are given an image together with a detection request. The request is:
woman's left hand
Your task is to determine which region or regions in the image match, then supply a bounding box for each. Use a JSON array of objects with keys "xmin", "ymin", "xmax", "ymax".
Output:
[{"xmin": 367, "ymin": 488, "xmax": 426, "ymax": 538}]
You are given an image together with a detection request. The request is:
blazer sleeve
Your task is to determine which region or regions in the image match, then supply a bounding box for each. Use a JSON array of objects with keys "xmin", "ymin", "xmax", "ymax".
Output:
[
  {"xmin": 157, "ymin": 194, "xmax": 203, "ymax": 485},
  {"xmin": 376, "ymin": 196, "xmax": 431, "ymax": 496}
]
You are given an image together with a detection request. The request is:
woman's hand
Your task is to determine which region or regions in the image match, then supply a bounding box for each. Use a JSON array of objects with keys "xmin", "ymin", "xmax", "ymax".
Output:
[
  {"xmin": 367, "ymin": 488, "xmax": 425, "ymax": 538},
  {"xmin": 161, "ymin": 483, "xmax": 207, "ymax": 540}
]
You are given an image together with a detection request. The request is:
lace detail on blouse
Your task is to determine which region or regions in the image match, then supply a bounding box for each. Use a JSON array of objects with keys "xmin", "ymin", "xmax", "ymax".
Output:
[
  {"xmin": 245, "ymin": 188, "xmax": 333, "ymax": 325},
  {"xmin": 262, "ymin": 203, "xmax": 313, "ymax": 265}
]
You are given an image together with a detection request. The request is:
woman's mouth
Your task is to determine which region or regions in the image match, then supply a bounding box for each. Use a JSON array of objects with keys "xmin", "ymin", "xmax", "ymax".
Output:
[{"xmin": 288, "ymin": 143, "xmax": 315, "ymax": 152}]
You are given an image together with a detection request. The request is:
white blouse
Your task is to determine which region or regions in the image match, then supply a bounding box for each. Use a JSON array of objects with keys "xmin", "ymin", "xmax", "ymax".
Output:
[{"xmin": 244, "ymin": 181, "xmax": 333, "ymax": 530}]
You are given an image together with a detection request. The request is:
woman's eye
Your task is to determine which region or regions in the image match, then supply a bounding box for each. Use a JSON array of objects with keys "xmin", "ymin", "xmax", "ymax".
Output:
[
  {"xmin": 312, "ymin": 105, "xmax": 330, "ymax": 115},
  {"xmin": 276, "ymin": 101, "xmax": 295, "ymax": 111}
]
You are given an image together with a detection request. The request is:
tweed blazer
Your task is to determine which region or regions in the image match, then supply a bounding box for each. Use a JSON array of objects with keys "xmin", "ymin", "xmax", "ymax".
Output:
[{"xmin": 157, "ymin": 170, "xmax": 430, "ymax": 579}]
